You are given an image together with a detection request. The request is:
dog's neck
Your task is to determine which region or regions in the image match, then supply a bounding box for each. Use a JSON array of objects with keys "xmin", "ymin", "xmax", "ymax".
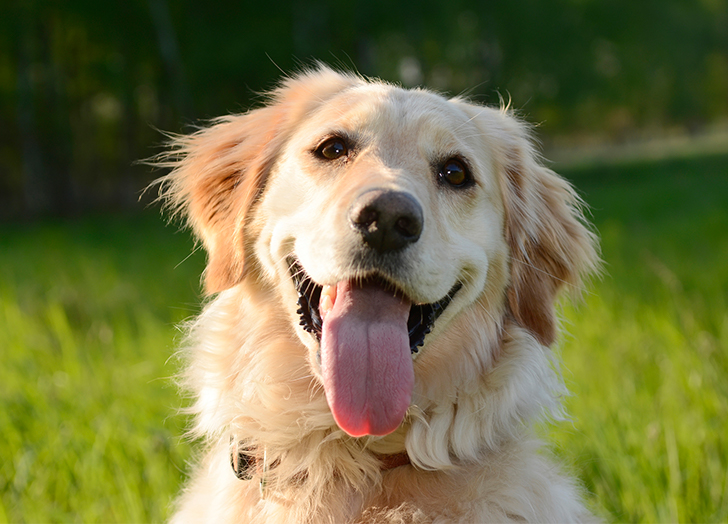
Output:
[{"xmin": 230, "ymin": 439, "xmax": 411, "ymax": 481}]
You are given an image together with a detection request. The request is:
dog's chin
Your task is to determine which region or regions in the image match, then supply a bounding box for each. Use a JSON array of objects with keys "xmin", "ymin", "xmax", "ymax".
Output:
[{"xmin": 288, "ymin": 258, "xmax": 462, "ymax": 355}]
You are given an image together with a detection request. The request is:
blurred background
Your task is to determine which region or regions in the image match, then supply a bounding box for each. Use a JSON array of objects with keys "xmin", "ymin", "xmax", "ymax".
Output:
[
  {"xmin": 2, "ymin": 0, "xmax": 727, "ymax": 218},
  {"xmin": 1, "ymin": 0, "xmax": 727, "ymax": 522}
]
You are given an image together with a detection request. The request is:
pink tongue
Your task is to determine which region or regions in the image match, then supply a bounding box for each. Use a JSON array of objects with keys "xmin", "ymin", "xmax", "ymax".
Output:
[{"xmin": 320, "ymin": 281, "xmax": 413, "ymax": 437}]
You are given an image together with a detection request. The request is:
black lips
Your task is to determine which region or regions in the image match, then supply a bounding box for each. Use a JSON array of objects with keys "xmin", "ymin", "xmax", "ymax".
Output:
[{"xmin": 290, "ymin": 260, "xmax": 461, "ymax": 353}]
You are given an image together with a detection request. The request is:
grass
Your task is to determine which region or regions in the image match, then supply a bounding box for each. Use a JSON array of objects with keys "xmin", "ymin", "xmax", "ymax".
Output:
[
  {"xmin": 552, "ymin": 153, "xmax": 728, "ymax": 522},
  {"xmin": 0, "ymin": 215, "xmax": 205, "ymax": 522},
  {"xmin": 1, "ymin": 152, "xmax": 727, "ymax": 522}
]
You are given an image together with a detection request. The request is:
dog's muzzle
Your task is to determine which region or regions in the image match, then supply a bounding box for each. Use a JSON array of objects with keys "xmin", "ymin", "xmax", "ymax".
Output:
[
  {"xmin": 289, "ymin": 188, "xmax": 462, "ymax": 436},
  {"xmin": 290, "ymin": 189, "xmax": 461, "ymax": 354}
]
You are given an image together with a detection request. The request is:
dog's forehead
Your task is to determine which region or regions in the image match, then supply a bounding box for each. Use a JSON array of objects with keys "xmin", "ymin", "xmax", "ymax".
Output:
[{"xmin": 301, "ymin": 82, "xmax": 480, "ymax": 151}]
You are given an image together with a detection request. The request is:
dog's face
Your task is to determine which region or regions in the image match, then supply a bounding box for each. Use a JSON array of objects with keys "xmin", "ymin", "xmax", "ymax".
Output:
[
  {"xmin": 253, "ymin": 83, "xmax": 510, "ymax": 436},
  {"xmin": 160, "ymin": 68, "xmax": 597, "ymax": 440}
]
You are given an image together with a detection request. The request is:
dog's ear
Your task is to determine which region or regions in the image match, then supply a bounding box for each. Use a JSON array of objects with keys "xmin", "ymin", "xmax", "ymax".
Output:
[
  {"xmin": 156, "ymin": 108, "xmax": 284, "ymax": 294},
  {"xmin": 154, "ymin": 67, "xmax": 359, "ymax": 294},
  {"xmin": 496, "ymin": 114, "xmax": 600, "ymax": 345}
]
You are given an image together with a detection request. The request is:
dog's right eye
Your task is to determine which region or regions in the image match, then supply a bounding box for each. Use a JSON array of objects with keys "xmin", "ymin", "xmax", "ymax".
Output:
[{"xmin": 316, "ymin": 137, "xmax": 349, "ymax": 160}]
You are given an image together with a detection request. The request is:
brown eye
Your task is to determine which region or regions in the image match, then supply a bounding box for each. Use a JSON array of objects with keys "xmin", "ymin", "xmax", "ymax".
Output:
[
  {"xmin": 439, "ymin": 158, "xmax": 472, "ymax": 188},
  {"xmin": 316, "ymin": 137, "xmax": 348, "ymax": 160}
]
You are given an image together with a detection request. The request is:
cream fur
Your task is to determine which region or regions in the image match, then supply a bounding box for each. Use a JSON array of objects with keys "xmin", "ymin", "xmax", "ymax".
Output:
[{"xmin": 157, "ymin": 67, "xmax": 601, "ymax": 523}]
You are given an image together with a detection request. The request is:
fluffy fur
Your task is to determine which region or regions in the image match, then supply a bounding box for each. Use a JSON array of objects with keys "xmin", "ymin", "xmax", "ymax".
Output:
[{"xmin": 156, "ymin": 67, "xmax": 600, "ymax": 523}]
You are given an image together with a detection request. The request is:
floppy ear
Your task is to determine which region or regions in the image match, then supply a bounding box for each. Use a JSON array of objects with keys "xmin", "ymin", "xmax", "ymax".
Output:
[
  {"xmin": 155, "ymin": 108, "xmax": 284, "ymax": 294},
  {"xmin": 154, "ymin": 67, "xmax": 360, "ymax": 294},
  {"xmin": 497, "ymin": 114, "xmax": 600, "ymax": 345}
]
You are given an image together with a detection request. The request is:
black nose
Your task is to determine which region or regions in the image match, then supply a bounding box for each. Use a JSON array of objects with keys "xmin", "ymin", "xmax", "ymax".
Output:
[{"xmin": 349, "ymin": 189, "xmax": 423, "ymax": 253}]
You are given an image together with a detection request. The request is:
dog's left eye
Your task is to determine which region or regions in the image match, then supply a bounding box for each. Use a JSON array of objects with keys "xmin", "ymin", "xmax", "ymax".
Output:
[
  {"xmin": 316, "ymin": 137, "xmax": 349, "ymax": 160},
  {"xmin": 438, "ymin": 158, "xmax": 472, "ymax": 188}
]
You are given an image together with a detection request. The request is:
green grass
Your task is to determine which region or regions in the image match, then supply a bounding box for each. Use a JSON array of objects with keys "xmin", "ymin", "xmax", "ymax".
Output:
[
  {"xmin": 1, "ymin": 153, "xmax": 727, "ymax": 522},
  {"xmin": 0, "ymin": 215, "xmax": 205, "ymax": 522},
  {"xmin": 552, "ymin": 153, "xmax": 728, "ymax": 522}
]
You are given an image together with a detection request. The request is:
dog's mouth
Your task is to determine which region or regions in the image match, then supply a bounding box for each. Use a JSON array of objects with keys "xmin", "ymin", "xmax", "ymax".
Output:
[
  {"xmin": 289, "ymin": 257, "xmax": 461, "ymax": 437},
  {"xmin": 290, "ymin": 259, "xmax": 461, "ymax": 354}
]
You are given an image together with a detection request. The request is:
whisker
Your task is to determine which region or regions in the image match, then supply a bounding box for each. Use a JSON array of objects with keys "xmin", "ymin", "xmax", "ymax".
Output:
[{"xmin": 175, "ymin": 243, "xmax": 204, "ymax": 270}]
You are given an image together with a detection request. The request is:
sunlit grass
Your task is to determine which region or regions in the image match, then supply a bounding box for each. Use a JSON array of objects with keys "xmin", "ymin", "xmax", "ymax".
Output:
[
  {"xmin": 1, "ymin": 153, "xmax": 726, "ymax": 522},
  {"xmin": 554, "ymin": 153, "xmax": 728, "ymax": 522},
  {"xmin": 0, "ymin": 216, "xmax": 204, "ymax": 522}
]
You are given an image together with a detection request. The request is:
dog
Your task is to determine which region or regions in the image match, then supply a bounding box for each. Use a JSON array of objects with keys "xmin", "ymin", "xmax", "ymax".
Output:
[{"xmin": 156, "ymin": 66, "xmax": 600, "ymax": 523}]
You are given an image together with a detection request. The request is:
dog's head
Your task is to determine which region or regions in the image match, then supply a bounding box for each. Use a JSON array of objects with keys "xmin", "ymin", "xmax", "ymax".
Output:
[{"xmin": 159, "ymin": 67, "xmax": 598, "ymax": 439}]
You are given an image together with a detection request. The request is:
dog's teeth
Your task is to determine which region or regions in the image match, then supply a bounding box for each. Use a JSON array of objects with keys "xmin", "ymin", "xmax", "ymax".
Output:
[
  {"xmin": 319, "ymin": 285, "xmax": 337, "ymax": 321},
  {"xmin": 319, "ymin": 294, "xmax": 334, "ymax": 319}
]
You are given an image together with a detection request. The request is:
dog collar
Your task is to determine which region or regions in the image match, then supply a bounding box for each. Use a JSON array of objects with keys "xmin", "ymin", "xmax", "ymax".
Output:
[{"xmin": 230, "ymin": 439, "xmax": 411, "ymax": 482}]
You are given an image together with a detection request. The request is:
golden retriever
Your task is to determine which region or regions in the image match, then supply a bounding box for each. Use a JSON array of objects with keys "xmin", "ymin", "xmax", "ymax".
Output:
[{"xmin": 157, "ymin": 66, "xmax": 600, "ymax": 523}]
